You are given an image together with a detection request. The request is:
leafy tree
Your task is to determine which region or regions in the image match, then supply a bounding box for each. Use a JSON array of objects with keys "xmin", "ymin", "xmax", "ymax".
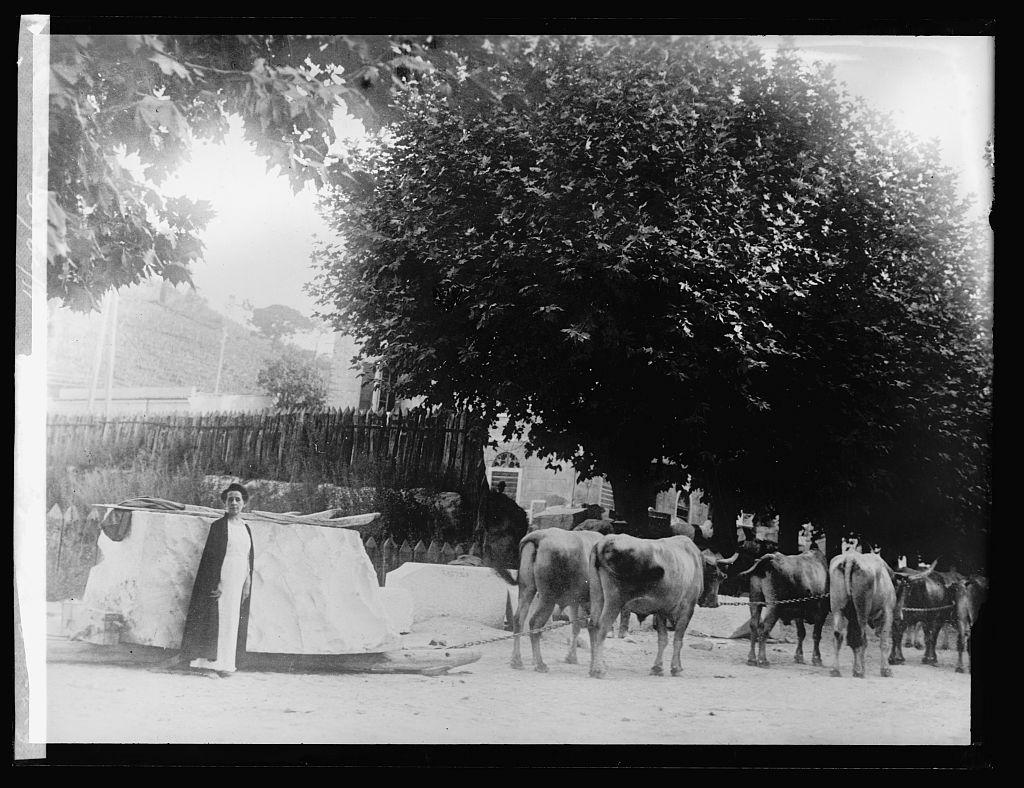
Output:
[
  {"xmin": 310, "ymin": 36, "xmax": 991, "ymax": 546},
  {"xmin": 250, "ymin": 303, "xmax": 314, "ymax": 343},
  {"xmin": 46, "ymin": 33, "xmax": 529, "ymax": 311},
  {"xmin": 257, "ymin": 355, "xmax": 327, "ymax": 411}
]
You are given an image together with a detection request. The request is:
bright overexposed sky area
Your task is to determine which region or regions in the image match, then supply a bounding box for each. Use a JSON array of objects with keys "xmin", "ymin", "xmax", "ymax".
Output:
[{"xmin": 158, "ymin": 35, "xmax": 994, "ymax": 330}]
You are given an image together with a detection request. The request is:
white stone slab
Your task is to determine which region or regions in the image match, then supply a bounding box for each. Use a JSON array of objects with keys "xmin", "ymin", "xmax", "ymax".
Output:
[
  {"xmin": 379, "ymin": 586, "xmax": 414, "ymax": 634},
  {"xmin": 385, "ymin": 563, "xmax": 518, "ymax": 628},
  {"xmin": 247, "ymin": 520, "xmax": 400, "ymax": 654},
  {"xmin": 686, "ymin": 595, "xmax": 756, "ymax": 638},
  {"xmin": 80, "ymin": 509, "xmax": 400, "ymax": 654}
]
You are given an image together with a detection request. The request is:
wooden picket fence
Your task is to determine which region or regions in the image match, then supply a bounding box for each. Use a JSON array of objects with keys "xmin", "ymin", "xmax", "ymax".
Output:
[
  {"xmin": 360, "ymin": 532, "xmax": 481, "ymax": 587},
  {"xmin": 46, "ymin": 407, "xmax": 485, "ymax": 491},
  {"xmin": 45, "ymin": 503, "xmax": 483, "ymax": 601}
]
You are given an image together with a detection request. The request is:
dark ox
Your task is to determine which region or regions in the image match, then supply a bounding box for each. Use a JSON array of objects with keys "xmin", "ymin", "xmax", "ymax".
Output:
[
  {"xmin": 829, "ymin": 551, "xmax": 897, "ymax": 678},
  {"xmin": 510, "ymin": 528, "xmax": 603, "ymax": 672},
  {"xmin": 954, "ymin": 574, "xmax": 987, "ymax": 674},
  {"xmin": 721, "ymin": 539, "xmax": 779, "ymax": 597},
  {"xmin": 616, "ymin": 549, "xmax": 737, "ymax": 637},
  {"xmin": 587, "ymin": 533, "xmax": 705, "ymax": 678},
  {"xmin": 739, "ymin": 549, "xmax": 829, "ymax": 668},
  {"xmin": 889, "ymin": 560, "xmax": 959, "ymax": 668}
]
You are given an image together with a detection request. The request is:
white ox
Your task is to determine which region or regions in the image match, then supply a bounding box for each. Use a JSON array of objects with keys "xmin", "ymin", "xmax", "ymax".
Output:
[
  {"xmin": 587, "ymin": 533, "xmax": 705, "ymax": 678},
  {"xmin": 510, "ymin": 528, "xmax": 603, "ymax": 672}
]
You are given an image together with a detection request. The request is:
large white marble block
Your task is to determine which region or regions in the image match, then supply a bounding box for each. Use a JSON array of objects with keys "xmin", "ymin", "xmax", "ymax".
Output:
[
  {"xmin": 378, "ymin": 586, "xmax": 415, "ymax": 634},
  {"xmin": 79, "ymin": 508, "xmax": 400, "ymax": 654},
  {"xmin": 385, "ymin": 563, "xmax": 518, "ymax": 629}
]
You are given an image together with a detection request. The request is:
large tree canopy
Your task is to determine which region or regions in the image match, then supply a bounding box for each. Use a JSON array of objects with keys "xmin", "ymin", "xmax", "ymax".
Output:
[
  {"xmin": 46, "ymin": 33, "xmax": 523, "ymax": 310},
  {"xmin": 310, "ymin": 36, "xmax": 991, "ymax": 554}
]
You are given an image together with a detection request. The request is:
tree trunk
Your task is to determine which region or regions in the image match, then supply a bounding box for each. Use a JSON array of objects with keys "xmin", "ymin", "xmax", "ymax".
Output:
[
  {"xmin": 778, "ymin": 513, "xmax": 800, "ymax": 555},
  {"xmin": 608, "ymin": 471, "xmax": 657, "ymax": 538},
  {"xmin": 710, "ymin": 493, "xmax": 741, "ymax": 557}
]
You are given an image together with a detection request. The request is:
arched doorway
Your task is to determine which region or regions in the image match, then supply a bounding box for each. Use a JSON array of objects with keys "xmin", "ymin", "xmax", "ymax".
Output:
[{"xmin": 487, "ymin": 452, "xmax": 522, "ymax": 503}]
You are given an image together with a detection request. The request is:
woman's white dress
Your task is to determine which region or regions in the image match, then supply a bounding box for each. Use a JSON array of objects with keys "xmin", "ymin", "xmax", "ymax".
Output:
[{"xmin": 190, "ymin": 518, "xmax": 252, "ymax": 673}]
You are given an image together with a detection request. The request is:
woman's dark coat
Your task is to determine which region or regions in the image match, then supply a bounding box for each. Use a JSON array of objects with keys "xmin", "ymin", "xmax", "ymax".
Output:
[{"xmin": 179, "ymin": 516, "xmax": 254, "ymax": 663}]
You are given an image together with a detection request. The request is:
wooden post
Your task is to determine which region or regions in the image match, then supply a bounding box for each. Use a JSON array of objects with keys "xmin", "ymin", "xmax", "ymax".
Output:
[
  {"xmin": 47, "ymin": 505, "xmax": 64, "ymax": 599},
  {"xmin": 87, "ymin": 292, "xmax": 112, "ymax": 413},
  {"xmin": 364, "ymin": 536, "xmax": 381, "ymax": 585},
  {"xmin": 426, "ymin": 538, "xmax": 441, "ymax": 564},
  {"xmin": 399, "ymin": 536, "xmax": 415, "ymax": 568},
  {"xmin": 102, "ymin": 289, "xmax": 119, "ymax": 420},
  {"xmin": 440, "ymin": 542, "xmax": 456, "ymax": 565},
  {"xmin": 213, "ymin": 323, "xmax": 228, "ymax": 395},
  {"xmin": 382, "ymin": 535, "xmax": 397, "ymax": 582}
]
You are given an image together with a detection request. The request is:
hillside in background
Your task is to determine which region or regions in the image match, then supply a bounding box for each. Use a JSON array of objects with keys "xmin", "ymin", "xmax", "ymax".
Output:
[{"xmin": 47, "ymin": 283, "xmax": 331, "ymax": 395}]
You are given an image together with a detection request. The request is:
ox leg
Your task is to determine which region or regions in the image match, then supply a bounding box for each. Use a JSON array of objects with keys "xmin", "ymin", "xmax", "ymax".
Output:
[
  {"xmin": 588, "ymin": 592, "xmax": 621, "ymax": 679},
  {"xmin": 651, "ymin": 614, "xmax": 668, "ymax": 675},
  {"xmin": 811, "ymin": 614, "xmax": 824, "ymax": 666},
  {"xmin": 527, "ymin": 594, "xmax": 557, "ymax": 673},
  {"xmin": 849, "ymin": 605, "xmax": 868, "ymax": 678},
  {"xmin": 939, "ymin": 623, "xmax": 952, "ymax": 651},
  {"xmin": 617, "ymin": 609, "xmax": 631, "ymax": 638},
  {"xmin": 564, "ymin": 603, "xmax": 581, "ymax": 664},
  {"xmin": 756, "ymin": 607, "xmax": 779, "ymax": 667},
  {"xmin": 510, "ymin": 584, "xmax": 536, "ymax": 670},
  {"xmin": 889, "ymin": 618, "xmax": 907, "ymax": 665},
  {"xmin": 670, "ymin": 606, "xmax": 696, "ymax": 676},
  {"xmin": 955, "ymin": 616, "xmax": 968, "ymax": 673},
  {"xmin": 925, "ymin": 622, "xmax": 937, "ymax": 663},
  {"xmin": 830, "ymin": 610, "xmax": 846, "ymax": 677},
  {"xmin": 878, "ymin": 615, "xmax": 894, "ymax": 678},
  {"xmin": 913, "ymin": 622, "xmax": 924, "ymax": 650},
  {"xmin": 747, "ymin": 603, "xmax": 762, "ymax": 666},
  {"xmin": 794, "ymin": 619, "xmax": 807, "ymax": 664}
]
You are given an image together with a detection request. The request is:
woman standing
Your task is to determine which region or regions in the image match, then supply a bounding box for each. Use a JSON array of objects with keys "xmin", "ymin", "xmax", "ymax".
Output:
[{"xmin": 179, "ymin": 483, "xmax": 255, "ymax": 677}]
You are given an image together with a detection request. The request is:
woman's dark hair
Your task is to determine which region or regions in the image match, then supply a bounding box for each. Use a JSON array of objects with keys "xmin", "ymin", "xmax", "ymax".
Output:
[{"xmin": 220, "ymin": 483, "xmax": 250, "ymax": 503}]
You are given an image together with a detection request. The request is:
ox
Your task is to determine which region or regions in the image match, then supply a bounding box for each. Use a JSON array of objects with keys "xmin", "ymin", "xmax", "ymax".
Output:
[
  {"xmin": 889, "ymin": 560, "xmax": 959, "ymax": 668},
  {"xmin": 587, "ymin": 533, "xmax": 704, "ymax": 678},
  {"xmin": 616, "ymin": 549, "xmax": 737, "ymax": 637},
  {"xmin": 954, "ymin": 574, "xmax": 987, "ymax": 674},
  {"xmin": 510, "ymin": 528, "xmax": 603, "ymax": 672},
  {"xmin": 829, "ymin": 551, "xmax": 897, "ymax": 678},
  {"xmin": 739, "ymin": 549, "xmax": 830, "ymax": 668}
]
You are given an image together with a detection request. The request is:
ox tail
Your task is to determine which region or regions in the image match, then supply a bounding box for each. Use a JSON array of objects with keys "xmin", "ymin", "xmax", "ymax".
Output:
[
  {"xmin": 512, "ymin": 530, "xmax": 547, "ymax": 589},
  {"xmin": 490, "ymin": 567, "xmax": 517, "ymax": 586},
  {"xmin": 842, "ymin": 554, "xmax": 864, "ymax": 649},
  {"xmin": 738, "ymin": 553, "xmax": 776, "ymax": 578}
]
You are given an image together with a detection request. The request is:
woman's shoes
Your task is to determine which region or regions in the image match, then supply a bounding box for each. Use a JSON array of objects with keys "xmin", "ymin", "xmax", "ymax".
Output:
[{"xmin": 216, "ymin": 671, "xmax": 234, "ymax": 678}]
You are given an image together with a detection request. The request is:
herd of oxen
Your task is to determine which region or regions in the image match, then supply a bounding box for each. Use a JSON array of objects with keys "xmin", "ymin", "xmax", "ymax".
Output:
[{"xmin": 503, "ymin": 517, "xmax": 988, "ymax": 680}]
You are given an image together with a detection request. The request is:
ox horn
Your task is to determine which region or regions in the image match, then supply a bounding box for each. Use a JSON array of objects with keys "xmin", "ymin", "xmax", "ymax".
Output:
[
  {"xmin": 905, "ymin": 558, "xmax": 938, "ymax": 581},
  {"xmin": 716, "ymin": 552, "xmax": 739, "ymax": 566}
]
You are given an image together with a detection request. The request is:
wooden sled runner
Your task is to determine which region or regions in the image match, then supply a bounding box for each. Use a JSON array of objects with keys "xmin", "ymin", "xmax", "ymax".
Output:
[{"xmin": 48, "ymin": 638, "xmax": 481, "ymax": 677}]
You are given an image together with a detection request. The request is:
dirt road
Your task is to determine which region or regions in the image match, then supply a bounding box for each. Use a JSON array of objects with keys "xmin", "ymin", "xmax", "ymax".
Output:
[{"xmin": 46, "ymin": 612, "xmax": 974, "ymax": 747}]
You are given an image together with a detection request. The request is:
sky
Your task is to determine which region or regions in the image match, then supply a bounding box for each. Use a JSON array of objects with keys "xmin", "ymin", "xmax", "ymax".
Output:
[{"xmin": 160, "ymin": 35, "xmax": 994, "ymax": 333}]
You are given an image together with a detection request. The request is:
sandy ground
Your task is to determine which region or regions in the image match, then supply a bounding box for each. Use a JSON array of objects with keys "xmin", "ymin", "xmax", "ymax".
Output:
[{"xmin": 44, "ymin": 603, "xmax": 974, "ymax": 746}]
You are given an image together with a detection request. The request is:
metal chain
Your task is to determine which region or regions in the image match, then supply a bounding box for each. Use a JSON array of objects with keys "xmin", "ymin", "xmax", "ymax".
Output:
[
  {"xmin": 715, "ymin": 593, "xmax": 829, "ymax": 607},
  {"xmin": 431, "ymin": 597, "xmax": 956, "ymax": 652},
  {"xmin": 433, "ymin": 615, "xmax": 590, "ymax": 651},
  {"xmin": 899, "ymin": 603, "xmax": 956, "ymax": 613}
]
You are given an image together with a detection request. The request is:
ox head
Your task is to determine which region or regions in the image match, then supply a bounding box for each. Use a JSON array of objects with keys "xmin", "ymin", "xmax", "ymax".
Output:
[
  {"xmin": 698, "ymin": 550, "xmax": 739, "ymax": 608},
  {"xmin": 892, "ymin": 558, "xmax": 939, "ymax": 620}
]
